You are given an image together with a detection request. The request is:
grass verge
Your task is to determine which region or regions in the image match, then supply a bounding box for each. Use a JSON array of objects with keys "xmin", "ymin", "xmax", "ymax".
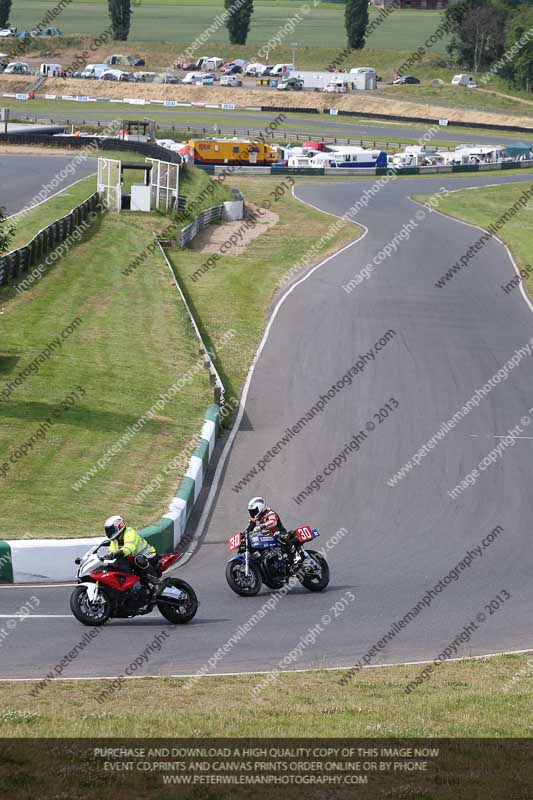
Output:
[{"xmin": 0, "ymin": 654, "xmax": 531, "ymax": 737}]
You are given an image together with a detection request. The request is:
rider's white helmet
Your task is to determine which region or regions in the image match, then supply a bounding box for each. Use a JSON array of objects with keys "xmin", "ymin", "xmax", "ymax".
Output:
[
  {"xmin": 248, "ymin": 497, "xmax": 266, "ymax": 521},
  {"xmin": 104, "ymin": 515, "xmax": 126, "ymax": 540}
]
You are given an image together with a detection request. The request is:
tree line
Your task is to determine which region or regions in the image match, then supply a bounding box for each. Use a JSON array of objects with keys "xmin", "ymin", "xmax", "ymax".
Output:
[{"xmin": 444, "ymin": 0, "xmax": 533, "ymax": 91}]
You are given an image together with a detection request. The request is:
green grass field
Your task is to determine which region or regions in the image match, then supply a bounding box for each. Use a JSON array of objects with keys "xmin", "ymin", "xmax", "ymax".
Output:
[
  {"xmin": 0, "ymin": 168, "xmax": 229, "ymax": 539},
  {"xmin": 8, "ymin": 2, "xmax": 450, "ymax": 51}
]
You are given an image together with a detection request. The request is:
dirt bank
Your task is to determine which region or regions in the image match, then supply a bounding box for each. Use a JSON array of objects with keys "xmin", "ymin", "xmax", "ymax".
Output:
[{"xmin": 2, "ymin": 74, "xmax": 533, "ymax": 130}]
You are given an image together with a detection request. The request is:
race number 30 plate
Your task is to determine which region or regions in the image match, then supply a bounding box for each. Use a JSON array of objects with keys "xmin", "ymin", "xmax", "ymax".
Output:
[
  {"xmin": 228, "ymin": 532, "xmax": 241, "ymax": 551},
  {"xmin": 295, "ymin": 525, "xmax": 315, "ymax": 543}
]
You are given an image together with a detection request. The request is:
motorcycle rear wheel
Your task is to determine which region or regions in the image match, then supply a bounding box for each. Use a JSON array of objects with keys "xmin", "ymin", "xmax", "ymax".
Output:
[
  {"xmin": 157, "ymin": 578, "xmax": 198, "ymax": 624},
  {"xmin": 298, "ymin": 550, "xmax": 330, "ymax": 592},
  {"xmin": 70, "ymin": 585, "xmax": 111, "ymax": 625},
  {"xmin": 226, "ymin": 559, "xmax": 262, "ymax": 596}
]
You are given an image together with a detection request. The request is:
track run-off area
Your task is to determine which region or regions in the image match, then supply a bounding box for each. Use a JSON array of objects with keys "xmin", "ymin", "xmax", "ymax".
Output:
[{"xmin": 1, "ymin": 158, "xmax": 533, "ymax": 681}]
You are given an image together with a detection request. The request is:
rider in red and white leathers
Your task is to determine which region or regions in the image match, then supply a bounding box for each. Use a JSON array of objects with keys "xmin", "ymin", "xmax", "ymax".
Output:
[{"xmin": 246, "ymin": 497, "xmax": 301, "ymax": 566}]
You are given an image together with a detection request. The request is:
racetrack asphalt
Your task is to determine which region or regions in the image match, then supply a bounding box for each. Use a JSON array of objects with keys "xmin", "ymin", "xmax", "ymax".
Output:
[
  {"xmin": 1, "ymin": 169, "xmax": 533, "ymax": 681},
  {"xmin": 0, "ymin": 155, "xmax": 96, "ymax": 215},
  {"xmin": 9, "ymin": 107, "xmax": 526, "ymax": 146}
]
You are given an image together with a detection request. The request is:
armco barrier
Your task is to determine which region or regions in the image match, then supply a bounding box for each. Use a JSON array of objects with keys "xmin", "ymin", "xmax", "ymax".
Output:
[
  {"xmin": 322, "ymin": 107, "xmax": 533, "ymax": 134},
  {"xmin": 0, "ymin": 404, "xmax": 221, "ymax": 583},
  {"xmin": 0, "ymin": 192, "xmax": 101, "ymax": 287},
  {"xmin": 179, "ymin": 203, "xmax": 224, "ymax": 248},
  {"xmin": 0, "ymin": 132, "xmax": 183, "ymax": 164}
]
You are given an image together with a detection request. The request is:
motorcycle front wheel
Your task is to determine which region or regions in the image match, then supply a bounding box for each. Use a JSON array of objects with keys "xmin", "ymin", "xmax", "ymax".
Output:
[
  {"xmin": 157, "ymin": 578, "xmax": 198, "ymax": 624},
  {"xmin": 70, "ymin": 584, "xmax": 111, "ymax": 626},
  {"xmin": 298, "ymin": 550, "xmax": 330, "ymax": 592},
  {"xmin": 225, "ymin": 559, "xmax": 262, "ymax": 596}
]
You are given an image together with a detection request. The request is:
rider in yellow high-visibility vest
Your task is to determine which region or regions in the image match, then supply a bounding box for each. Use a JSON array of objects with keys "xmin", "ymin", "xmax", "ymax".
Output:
[{"xmin": 104, "ymin": 515, "xmax": 159, "ymax": 586}]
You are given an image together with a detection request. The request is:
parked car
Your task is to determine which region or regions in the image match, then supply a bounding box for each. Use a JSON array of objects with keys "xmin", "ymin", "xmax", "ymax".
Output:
[
  {"xmin": 99, "ymin": 70, "xmax": 131, "ymax": 82},
  {"xmin": 15, "ymin": 32, "xmax": 32, "ymax": 39},
  {"xmin": 220, "ymin": 75, "xmax": 242, "ymax": 87},
  {"xmin": 277, "ymin": 77, "xmax": 303, "ymax": 91},
  {"xmin": 32, "ymin": 27, "xmax": 62, "ymax": 36},
  {"xmin": 154, "ymin": 74, "xmax": 180, "ymax": 84},
  {"xmin": 183, "ymin": 71, "xmax": 208, "ymax": 84},
  {"xmin": 133, "ymin": 71, "xmax": 157, "ymax": 83},
  {"xmin": 177, "ymin": 61, "xmax": 196, "ymax": 71},
  {"xmin": 262, "ymin": 66, "xmax": 274, "ymax": 76},
  {"xmin": 393, "ymin": 75, "xmax": 420, "ymax": 85},
  {"xmin": 0, "ymin": 28, "xmax": 16, "ymax": 37},
  {"xmin": 223, "ymin": 64, "xmax": 242, "ymax": 75}
]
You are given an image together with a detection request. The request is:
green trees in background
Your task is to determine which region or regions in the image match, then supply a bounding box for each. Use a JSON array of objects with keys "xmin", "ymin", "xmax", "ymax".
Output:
[
  {"xmin": 224, "ymin": 0, "xmax": 254, "ymax": 46},
  {"xmin": 504, "ymin": 6, "xmax": 533, "ymax": 92},
  {"xmin": 345, "ymin": 0, "xmax": 369, "ymax": 49},
  {"xmin": 0, "ymin": 0, "xmax": 12, "ymax": 29},
  {"xmin": 445, "ymin": 0, "xmax": 533, "ymax": 90},
  {"xmin": 107, "ymin": 0, "xmax": 132, "ymax": 41}
]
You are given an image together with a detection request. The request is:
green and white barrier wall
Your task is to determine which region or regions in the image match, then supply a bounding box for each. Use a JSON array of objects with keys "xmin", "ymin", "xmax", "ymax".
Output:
[{"xmin": 0, "ymin": 404, "xmax": 221, "ymax": 584}]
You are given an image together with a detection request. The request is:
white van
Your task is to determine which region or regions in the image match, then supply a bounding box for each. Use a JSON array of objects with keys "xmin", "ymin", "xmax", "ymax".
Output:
[
  {"xmin": 81, "ymin": 63, "xmax": 108, "ymax": 79},
  {"xmin": 451, "ymin": 74, "xmax": 477, "ymax": 88},
  {"xmin": 270, "ymin": 63, "xmax": 295, "ymax": 76},
  {"xmin": 40, "ymin": 62, "xmax": 63, "ymax": 77}
]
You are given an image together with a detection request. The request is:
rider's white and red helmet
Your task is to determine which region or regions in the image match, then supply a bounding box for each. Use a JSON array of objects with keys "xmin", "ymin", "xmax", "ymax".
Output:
[
  {"xmin": 248, "ymin": 497, "xmax": 266, "ymax": 521},
  {"xmin": 104, "ymin": 515, "xmax": 126, "ymax": 540}
]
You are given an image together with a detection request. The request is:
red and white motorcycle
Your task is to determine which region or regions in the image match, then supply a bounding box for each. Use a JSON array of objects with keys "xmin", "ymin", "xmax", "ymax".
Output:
[{"xmin": 70, "ymin": 540, "xmax": 198, "ymax": 626}]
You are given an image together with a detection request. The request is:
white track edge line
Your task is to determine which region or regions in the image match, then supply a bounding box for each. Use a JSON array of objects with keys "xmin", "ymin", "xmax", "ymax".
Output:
[
  {"xmin": 5, "ymin": 170, "xmax": 97, "ymax": 221},
  {"xmin": 0, "ymin": 647, "xmax": 531, "ymax": 683}
]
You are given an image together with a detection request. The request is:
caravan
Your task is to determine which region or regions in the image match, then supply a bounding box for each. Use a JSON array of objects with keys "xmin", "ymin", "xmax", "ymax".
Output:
[
  {"xmin": 451, "ymin": 74, "xmax": 477, "ymax": 88},
  {"xmin": 40, "ymin": 62, "xmax": 64, "ymax": 77}
]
